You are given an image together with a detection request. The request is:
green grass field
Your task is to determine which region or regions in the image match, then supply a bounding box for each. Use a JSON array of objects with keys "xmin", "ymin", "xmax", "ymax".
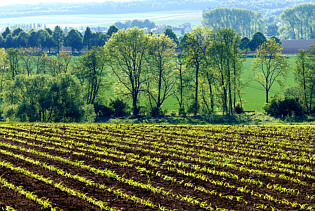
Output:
[
  {"xmin": 239, "ymin": 56, "xmax": 297, "ymax": 111},
  {"xmin": 158, "ymin": 56, "xmax": 297, "ymax": 113}
]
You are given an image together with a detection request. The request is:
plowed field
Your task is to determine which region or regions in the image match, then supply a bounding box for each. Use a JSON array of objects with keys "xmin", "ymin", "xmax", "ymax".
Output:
[{"xmin": 0, "ymin": 123, "xmax": 313, "ymax": 210}]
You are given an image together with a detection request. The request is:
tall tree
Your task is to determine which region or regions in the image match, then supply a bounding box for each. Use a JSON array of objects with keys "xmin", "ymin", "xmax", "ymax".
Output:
[
  {"xmin": 17, "ymin": 32, "xmax": 29, "ymax": 48},
  {"xmin": 146, "ymin": 34, "xmax": 177, "ymax": 115},
  {"xmin": 207, "ymin": 28, "xmax": 242, "ymax": 115},
  {"xmin": 253, "ymin": 38, "xmax": 288, "ymax": 103},
  {"xmin": 2, "ymin": 27, "xmax": 11, "ymax": 39},
  {"xmin": 183, "ymin": 26, "xmax": 209, "ymax": 115},
  {"xmin": 83, "ymin": 27, "xmax": 93, "ymax": 50},
  {"xmin": 107, "ymin": 25, "xmax": 119, "ymax": 38},
  {"xmin": 0, "ymin": 36, "xmax": 4, "ymax": 48},
  {"xmin": 77, "ymin": 47, "xmax": 106, "ymax": 105},
  {"xmin": 249, "ymin": 32, "xmax": 266, "ymax": 51},
  {"xmin": 65, "ymin": 29, "xmax": 83, "ymax": 54},
  {"xmin": 164, "ymin": 28, "xmax": 179, "ymax": 47},
  {"xmin": 4, "ymin": 34, "xmax": 14, "ymax": 49},
  {"xmin": 19, "ymin": 48, "xmax": 41, "ymax": 76},
  {"xmin": 28, "ymin": 30, "xmax": 40, "ymax": 48},
  {"xmin": 105, "ymin": 28, "xmax": 150, "ymax": 116},
  {"xmin": 240, "ymin": 37, "xmax": 250, "ymax": 51},
  {"xmin": 296, "ymin": 47, "xmax": 315, "ymax": 114},
  {"xmin": 48, "ymin": 51, "xmax": 72, "ymax": 76},
  {"xmin": 0, "ymin": 48, "xmax": 9, "ymax": 91},
  {"xmin": 52, "ymin": 26, "xmax": 64, "ymax": 54},
  {"xmin": 6, "ymin": 48, "xmax": 19, "ymax": 79},
  {"xmin": 12, "ymin": 28, "xmax": 23, "ymax": 37}
]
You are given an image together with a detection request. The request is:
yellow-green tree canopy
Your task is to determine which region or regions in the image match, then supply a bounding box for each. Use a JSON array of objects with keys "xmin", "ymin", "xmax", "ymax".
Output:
[
  {"xmin": 202, "ymin": 8, "xmax": 264, "ymax": 38},
  {"xmin": 280, "ymin": 3, "xmax": 315, "ymax": 40}
]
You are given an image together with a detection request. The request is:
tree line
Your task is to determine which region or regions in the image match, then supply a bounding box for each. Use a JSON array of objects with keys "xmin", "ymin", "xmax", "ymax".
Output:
[
  {"xmin": 202, "ymin": 3, "xmax": 315, "ymax": 39},
  {"xmin": 0, "ymin": 25, "xmax": 119, "ymax": 55},
  {"xmin": 0, "ymin": 26, "xmax": 314, "ymax": 122}
]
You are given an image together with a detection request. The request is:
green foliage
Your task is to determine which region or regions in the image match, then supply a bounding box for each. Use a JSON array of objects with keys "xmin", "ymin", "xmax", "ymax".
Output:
[
  {"xmin": 183, "ymin": 26, "xmax": 209, "ymax": 116},
  {"xmin": 83, "ymin": 27, "xmax": 93, "ymax": 50},
  {"xmin": 65, "ymin": 29, "xmax": 83, "ymax": 54},
  {"xmin": 203, "ymin": 8, "xmax": 264, "ymax": 38},
  {"xmin": 280, "ymin": 3, "xmax": 315, "ymax": 40},
  {"xmin": 81, "ymin": 104, "xmax": 96, "ymax": 122},
  {"xmin": 295, "ymin": 47, "xmax": 315, "ymax": 114},
  {"xmin": 264, "ymin": 98, "xmax": 304, "ymax": 118},
  {"xmin": 6, "ymin": 48, "xmax": 19, "ymax": 79},
  {"xmin": 110, "ymin": 98, "xmax": 129, "ymax": 117},
  {"xmin": 52, "ymin": 26, "xmax": 64, "ymax": 54},
  {"xmin": 1, "ymin": 74, "xmax": 93, "ymax": 122},
  {"xmin": 107, "ymin": 25, "xmax": 119, "ymax": 38},
  {"xmin": 249, "ymin": 32, "xmax": 266, "ymax": 51},
  {"xmin": 164, "ymin": 28, "xmax": 179, "ymax": 47},
  {"xmin": 234, "ymin": 104, "xmax": 244, "ymax": 114},
  {"xmin": 240, "ymin": 37, "xmax": 250, "ymax": 51},
  {"xmin": 94, "ymin": 103, "xmax": 114, "ymax": 119},
  {"xmin": 146, "ymin": 33, "xmax": 177, "ymax": 112},
  {"xmin": 105, "ymin": 27, "xmax": 150, "ymax": 116},
  {"xmin": 1, "ymin": 27, "xmax": 11, "ymax": 39},
  {"xmin": 253, "ymin": 38, "xmax": 288, "ymax": 103},
  {"xmin": 75, "ymin": 47, "xmax": 107, "ymax": 105}
]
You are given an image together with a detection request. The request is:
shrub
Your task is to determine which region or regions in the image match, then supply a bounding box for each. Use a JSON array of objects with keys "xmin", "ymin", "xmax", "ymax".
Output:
[
  {"xmin": 150, "ymin": 107, "xmax": 164, "ymax": 117},
  {"xmin": 187, "ymin": 102, "xmax": 199, "ymax": 115},
  {"xmin": 94, "ymin": 103, "xmax": 113, "ymax": 118},
  {"xmin": 82, "ymin": 104, "xmax": 96, "ymax": 122},
  {"xmin": 264, "ymin": 98, "xmax": 304, "ymax": 118},
  {"xmin": 234, "ymin": 104, "xmax": 244, "ymax": 114},
  {"xmin": 178, "ymin": 107, "xmax": 186, "ymax": 116},
  {"xmin": 1, "ymin": 74, "xmax": 87, "ymax": 122},
  {"xmin": 110, "ymin": 98, "xmax": 129, "ymax": 117}
]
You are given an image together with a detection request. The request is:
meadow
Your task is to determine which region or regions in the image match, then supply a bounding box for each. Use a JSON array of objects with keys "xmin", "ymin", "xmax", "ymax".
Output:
[
  {"xmin": 0, "ymin": 123, "xmax": 313, "ymax": 210},
  {"xmin": 147, "ymin": 56, "xmax": 297, "ymax": 113}
]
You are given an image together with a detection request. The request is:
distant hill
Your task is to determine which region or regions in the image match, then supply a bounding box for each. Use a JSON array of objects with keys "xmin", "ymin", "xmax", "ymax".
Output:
[{"xmin": 0, "ymin": 0, "xmax": 312, "ymax": 18}]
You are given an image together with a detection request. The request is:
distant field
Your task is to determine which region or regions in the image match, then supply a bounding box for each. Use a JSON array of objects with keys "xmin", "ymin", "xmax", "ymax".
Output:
[{"xmin": 0, "ymin": 10, "xmax": 202, "ymax": 28}]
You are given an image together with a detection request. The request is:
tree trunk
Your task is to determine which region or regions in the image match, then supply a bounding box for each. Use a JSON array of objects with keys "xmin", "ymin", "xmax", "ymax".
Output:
[
  {"xmin": 233, "ymin": 59, "xmax": 236, "ymax": 110},
  {"xmin": 228, "ymin": 61, "xmax": 233, "ymax": 115},
  {"xmin": 157, "ymin": 63, "xmax": 162, "ymax": 109},
  {"xmin": 179, "ymin": 63, "xmax": 183, "ymax": 109},
  {"xmin": 206, "ymin": 72, "xmax": 214, "ymax": 113},
  {"xmin": 132, "ymin": 93, "xmax": 139, "ymax": 116},
  {"xmin": 266, "ymin": 88, "xmax": 269, "ymax": 104},
  {"xmin": 302, "ymin": 61, "xmax": 309, "ymax": 113},
  {"xmin": 194, "ymin": 60, "xmax": 199, "ymax": 116},
  {"xmin": 309, "ymin": 83, "xmax": 314, "ymax": 114}
]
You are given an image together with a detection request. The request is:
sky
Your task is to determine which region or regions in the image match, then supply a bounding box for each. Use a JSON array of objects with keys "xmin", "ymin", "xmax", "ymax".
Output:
[{"xmin": 0, "ymin": 0, "xmax": 134, "ymax": 6}]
